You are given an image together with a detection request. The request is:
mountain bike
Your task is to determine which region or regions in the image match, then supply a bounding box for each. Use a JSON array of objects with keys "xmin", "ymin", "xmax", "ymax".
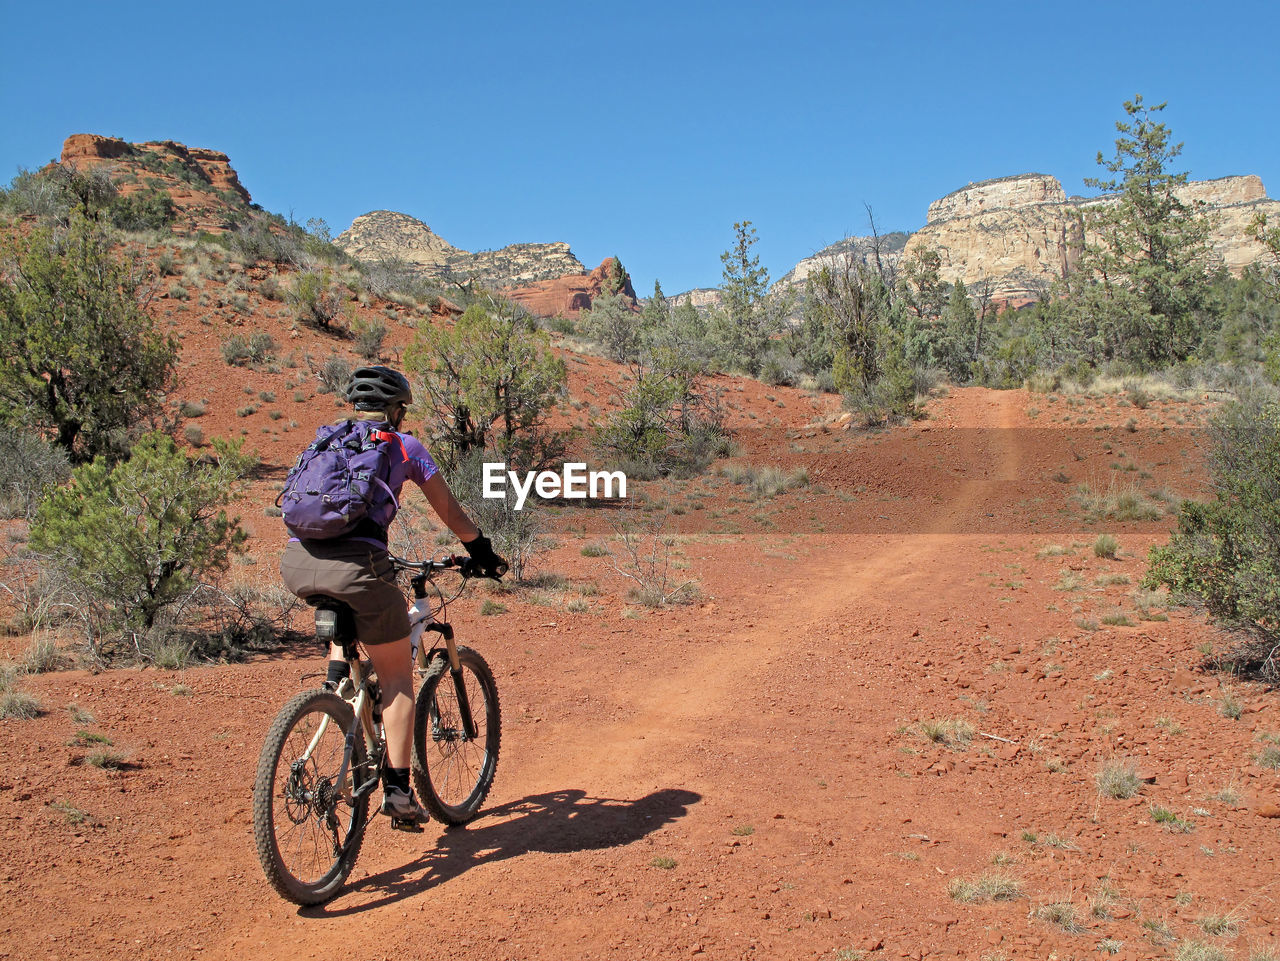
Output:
[{"xmin": 252, "ymin": 553, "xmax": 501, "ymax": 905}]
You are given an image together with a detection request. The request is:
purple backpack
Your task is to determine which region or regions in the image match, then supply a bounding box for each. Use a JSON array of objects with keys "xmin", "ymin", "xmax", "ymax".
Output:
[{"xmin": 277, "ymin": 420, "xmax": 402, "ymax": 540}]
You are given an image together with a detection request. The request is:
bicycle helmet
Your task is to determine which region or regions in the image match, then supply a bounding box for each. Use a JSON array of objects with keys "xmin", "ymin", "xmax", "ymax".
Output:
[{"xmin": 345, "ymin": 366, "xmax": 413, "ymax": 411}]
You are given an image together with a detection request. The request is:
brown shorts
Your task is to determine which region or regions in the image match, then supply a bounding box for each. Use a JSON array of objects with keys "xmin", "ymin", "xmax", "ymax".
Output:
[{"xmin": 280, "ymin": 540, "xmax": 410, "ymax": 644}]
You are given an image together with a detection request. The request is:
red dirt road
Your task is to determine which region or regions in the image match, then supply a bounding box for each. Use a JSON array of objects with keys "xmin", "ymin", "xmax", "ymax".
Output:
[{"xmin": 3, "ymin": 389, "xmax": 1278, "ymax": 961}]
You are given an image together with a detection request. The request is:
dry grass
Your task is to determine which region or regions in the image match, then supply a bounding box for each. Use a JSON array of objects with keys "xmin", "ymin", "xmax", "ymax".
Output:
[
  {"xmin": 1032, "ymin": 900, "xmax": 1083, "ymax": 933},
  {"xmin": 1073, "ymin": 480, "xmax": 1165, "ymax": 522},
  {"xmin": 947, "ymin": 872, "xmax": 1023, "ymax": 903},
  {"xmin": 1096, "ymin": 760, "xmax": 1142, "ymax": 799},
  {"xmin": 918, "ymin": 718, "xmax": 975, "ymax": 749}
]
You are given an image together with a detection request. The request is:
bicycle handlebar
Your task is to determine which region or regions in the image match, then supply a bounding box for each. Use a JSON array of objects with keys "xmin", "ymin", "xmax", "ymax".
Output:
[{"xmin": 387, "ymin": 553, "xmax": 507, "ymax": 580}]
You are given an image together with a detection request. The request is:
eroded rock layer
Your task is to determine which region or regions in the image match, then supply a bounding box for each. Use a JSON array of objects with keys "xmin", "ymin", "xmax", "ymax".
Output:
[{"xmin": 903, "ymin": 173, "xmax": 1280, "ymax": 302}]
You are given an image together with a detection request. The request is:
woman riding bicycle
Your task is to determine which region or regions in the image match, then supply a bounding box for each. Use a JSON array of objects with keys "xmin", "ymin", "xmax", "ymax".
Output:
[{"xmin": 280, "ymin": 365, "xmax": 507, "ymax": 824}]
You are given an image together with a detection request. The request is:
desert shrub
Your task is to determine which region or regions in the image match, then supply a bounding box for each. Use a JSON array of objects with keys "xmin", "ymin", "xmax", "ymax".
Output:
[
  {"xmin": 607, "ymin": 507, "xmax": 698, "ymax": 607},
  {"xmin": 0, "ymin": 431, "xmax": 71, "ymax": 520},
  {"xmin": 109, "ymin": 189, "xmax": 175, "ymax": 232},
  {"xmin": 223, "ymin": 332, "xmax": 276, "ymax": 368},
  {"xmin": 1094, "ymin": 534, "xmax": 1120, "ymax": 558},
  {"xmin": 582, "ymin": 293, "xmax": 645, "ymax": 363},
  {"xmin": 595, "ymin": 349, "xmax": 728, "ymax": 478},
  {"xmin": 183, "ymin": 424, "xmax": 204, "ymax": 447},
  {"xmin": 28, "ymin": 434, "xmax": 253, "ymax": 654},
  {"xmin": 443, "ymin": 449, "xmax": 547, "ymax": 583},
  {"xmin": 720, "ymin": 464, "xmax": 809, "ymax": 497},
  {"xmin": 221, "ymin": 334, "xmax": 252, "ymax": 366},
  {"xmin": 155, "ymin": 249, "xmax": 178, "ymax": 276},
  {"xmin": 1146, "ymin": 395, "xmax": 1280, "ymax": 679},
  {"xmin": 353, "ymin": 318, "xmax": 387, "ymax": 360},
  {"xmin": 947, "ymin": 872, "xmax": 1023, "ymax": 903},
  {"xmin": 405, "ymin": 301, "xmax": 568, "ymax": 469},
  {"xmin": 1, "ymin": 163, "xmax": 117, "ymax": 223},
  {"xmin": 22, "ymin": 635, "xmax": 68, "ymax": 673},
  {"xmin": 1073, "ymin": 480, "xmax": 1165, "ymax": 522},
  {"xmin": 317, "ymin": 354, "xmax": 352, "ymax": 395},
  {"xmin": 1096, "ymin": 760, "xmax": 1142, "ymax": 799},
  {"xmin": 226, "ymin": 216, "xmax": 303, "ymax": 266},
  {"xmin": 0, "ymin": 687, "xmax": 42, "ymax": 720},
  {"xmin": 290, "ymin": 269, "xmax": 345, "ymax": 330}
]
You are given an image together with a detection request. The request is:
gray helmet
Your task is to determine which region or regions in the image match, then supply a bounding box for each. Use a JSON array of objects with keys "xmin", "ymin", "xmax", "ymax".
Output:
[{"xmin": 345, "ymin": 366, "xmax": 412, "ymax": 411}]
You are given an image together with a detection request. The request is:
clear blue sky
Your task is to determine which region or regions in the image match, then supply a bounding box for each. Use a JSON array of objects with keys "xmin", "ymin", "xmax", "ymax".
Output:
[{"xmin": 3, "ymin": 1, "xmax": 1278, "ymax": 295}]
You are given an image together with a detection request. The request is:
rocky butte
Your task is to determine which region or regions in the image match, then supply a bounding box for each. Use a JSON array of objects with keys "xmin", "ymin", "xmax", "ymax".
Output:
[
  {"xmin": 334, "ymin": 209, "xmax": 635, "ymax": 317},
  {"xmin": 901, "ymin": 172, "xmax": 1280, "ymax": 303},
  {"xmin": 57, "ymin": 134, "xmax": 252, "ymax": 232}
]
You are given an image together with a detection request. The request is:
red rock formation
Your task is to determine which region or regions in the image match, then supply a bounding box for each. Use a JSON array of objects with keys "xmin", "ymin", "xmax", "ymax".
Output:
[
  {"xmin": 53, "ymin": 134, "xmax": 253, "ymax": 233},
  {"xmin": 501, "ymin": 257, "xmax": 638, "ymax": 318}
]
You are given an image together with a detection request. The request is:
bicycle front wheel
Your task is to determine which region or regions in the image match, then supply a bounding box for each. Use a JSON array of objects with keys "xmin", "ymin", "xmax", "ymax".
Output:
[
  {"xmin": 412, "ymin": 646, "xmax": 500, "ymax": 824},
  {"xmin": 252, "ymin": 689, "xmax": 371, "ymax": 904}
]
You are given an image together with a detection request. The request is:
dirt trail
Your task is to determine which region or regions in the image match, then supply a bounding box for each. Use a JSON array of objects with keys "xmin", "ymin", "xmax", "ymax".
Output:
[{"xmin": 217, "ymin": 392, "xmax": 1037, "ymax": 958}]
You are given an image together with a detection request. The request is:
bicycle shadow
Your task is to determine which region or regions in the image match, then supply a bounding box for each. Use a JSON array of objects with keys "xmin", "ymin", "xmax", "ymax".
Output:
[{"xmin": 304, "ymin": 787, "xmax": 701, "ymax": 916}]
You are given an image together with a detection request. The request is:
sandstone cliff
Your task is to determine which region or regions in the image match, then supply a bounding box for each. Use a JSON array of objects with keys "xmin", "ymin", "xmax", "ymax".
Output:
[
  {"xmin": 901, "ymin": 172, "xmax": 1280, "ymax": 302},
  {"xmin": 58, "ymin": 134, "xmax": 251, "ymax": 231},
  {"xmin": 335, "ymin": 209, "xmax": 586, "ymax": 294},
  {"xmin": 501, "ymin": 257, "xmax": 638, "ymax": 318}
]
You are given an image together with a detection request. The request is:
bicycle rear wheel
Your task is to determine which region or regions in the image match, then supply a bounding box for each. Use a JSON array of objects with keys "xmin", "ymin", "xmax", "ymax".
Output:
[
  {"xmin": 412, "ymin": 646, "xmax": 500, "ymax": 824},
  {"xmin": 253, "ymin": 689, "xmax": 371, "ymax": 904}
]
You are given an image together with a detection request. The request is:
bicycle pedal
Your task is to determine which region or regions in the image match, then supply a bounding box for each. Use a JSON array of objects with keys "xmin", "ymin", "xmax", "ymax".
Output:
[{"xmin": 389, "ymin": 816, "xmax": 425, "ymax": 833}]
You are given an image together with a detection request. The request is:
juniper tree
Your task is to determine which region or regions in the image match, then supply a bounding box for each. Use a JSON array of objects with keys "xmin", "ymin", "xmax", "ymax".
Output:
[{"xmin": 0, "ymin": 215, "xmax": 177, "ymax": 461}]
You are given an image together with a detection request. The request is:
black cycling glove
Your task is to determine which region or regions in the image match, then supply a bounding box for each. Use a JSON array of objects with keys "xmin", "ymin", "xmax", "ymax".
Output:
[{"xmin": 462, "ymin": 531, "xmax": 509, "ymax": 579}]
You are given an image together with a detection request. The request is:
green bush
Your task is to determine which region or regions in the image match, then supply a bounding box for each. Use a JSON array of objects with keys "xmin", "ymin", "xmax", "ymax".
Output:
[
  {"xmin": 0, "ymin": 215, "xmax": 178, "ymax": 462},
  {"xmin": 290, "ymin": 269, "xmax": 345, "ymax": 330},
  {"xmin": 29, "ymin": 434, "xmax": 253, "ymax": 644},
  {"xmin": 109, "ymin": 190, "xmax": 175, "ymax": 232},
  {"xmin": 1146, "ymin": 395, "xmax": 1280, "ymax": 679},
  {"xmin": 220, "ymin": 332, "xmax": 275, "ymax": 368}
]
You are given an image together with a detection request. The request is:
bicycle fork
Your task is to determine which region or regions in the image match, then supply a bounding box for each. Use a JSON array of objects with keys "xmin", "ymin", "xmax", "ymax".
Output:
[
  {"xmin": 410, "ymin": 573, "xmax": 478, "ymax": 741},
  {"xmin": 424, "ymin": 621, "xmax": 480, "ymax": 741}
]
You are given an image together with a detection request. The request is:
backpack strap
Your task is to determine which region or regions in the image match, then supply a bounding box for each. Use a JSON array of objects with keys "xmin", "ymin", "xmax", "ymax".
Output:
[{"xmin": 366, "ymin": 428, "xmax": 406, "ymax": 512}]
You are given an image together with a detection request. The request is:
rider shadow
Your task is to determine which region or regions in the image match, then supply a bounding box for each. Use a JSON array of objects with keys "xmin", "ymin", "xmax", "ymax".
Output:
[{"xmin": 305, "ymin": 787, "xmax": 701, "ymax": 916}]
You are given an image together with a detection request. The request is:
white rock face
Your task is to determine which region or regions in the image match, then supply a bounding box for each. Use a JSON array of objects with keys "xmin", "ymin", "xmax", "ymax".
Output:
[
  {"xmin": 927, "ymin": 174, "xmax": 1067, "ymax": 225},
  {"xmin": 334, "ymin": 210, "xmax": 584, "ymax": 289},
  {"xmin": 901, "ymin": 173, "xmax": 1280, "ymax": 301},
  {"xmin": 336, "ymin": 210, "xmax": 462, "ymax": 268}
]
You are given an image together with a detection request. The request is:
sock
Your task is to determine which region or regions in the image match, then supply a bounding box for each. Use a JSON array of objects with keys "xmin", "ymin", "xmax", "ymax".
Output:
[
  {"xmin": 326, "ymin": 660, "xmax": 350, "ymax": 686},
  {"xmin": 383, "ymin": 767, "xmax": 410, "ymax": 793}
]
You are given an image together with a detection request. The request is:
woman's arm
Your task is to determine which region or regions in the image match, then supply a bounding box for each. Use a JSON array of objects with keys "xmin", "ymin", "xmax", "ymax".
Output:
[{"xmin": 420, "ymin": 472, "xmax": 481, "ymax": 543}]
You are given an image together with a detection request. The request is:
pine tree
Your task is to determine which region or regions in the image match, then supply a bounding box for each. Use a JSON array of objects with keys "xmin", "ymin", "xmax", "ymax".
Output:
[
  {"xmin": 711, "ymin": 220, "xmax": 778, "ymax": 374},
  {"xmin": 1077, "ymin": 95, "xmax": 1216, "ymax": 366}
]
